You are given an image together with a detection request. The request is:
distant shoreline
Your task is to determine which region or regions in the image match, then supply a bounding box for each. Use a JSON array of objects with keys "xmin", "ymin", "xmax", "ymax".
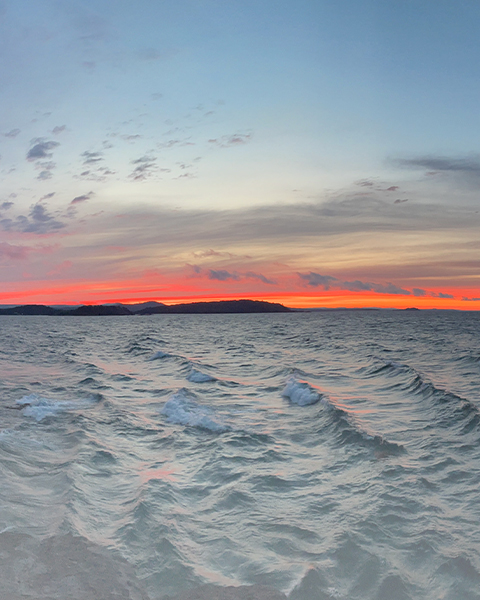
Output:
[
  {"xmin": 0, "ymin": 299, "xmax": 292, "ymax": 316},
  {"xmin": 0, "ymin": 300, "xmax": 458, "ymax": 315}
]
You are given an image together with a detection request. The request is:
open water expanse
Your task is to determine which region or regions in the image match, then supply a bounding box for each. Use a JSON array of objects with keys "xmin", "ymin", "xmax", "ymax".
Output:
[{"xmin": 0, "ymin": 311, "xmax": 479, "ymax": 600}]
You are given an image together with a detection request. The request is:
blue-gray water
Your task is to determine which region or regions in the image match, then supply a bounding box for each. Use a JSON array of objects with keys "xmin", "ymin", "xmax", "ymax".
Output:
[{"xmin": 1, "ymin": 311, "xmax": 479, "ymax": 599}]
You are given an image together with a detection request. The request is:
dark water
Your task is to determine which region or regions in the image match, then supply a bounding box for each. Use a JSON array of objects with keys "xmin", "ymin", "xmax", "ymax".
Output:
[{"xmin": 0, "ymin": 311, "xmax": 479, "ymax": 599}]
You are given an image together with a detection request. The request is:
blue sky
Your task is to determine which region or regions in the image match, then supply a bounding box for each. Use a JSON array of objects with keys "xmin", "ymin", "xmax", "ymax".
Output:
[{"xmin": 1, "ymin": 0, "xmax": 479, "ymax": 306}]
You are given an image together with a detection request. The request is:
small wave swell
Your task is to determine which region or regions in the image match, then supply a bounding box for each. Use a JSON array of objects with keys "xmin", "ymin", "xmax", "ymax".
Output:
[
  {"xmin": 161, "ymin": 390, "xmax": 229, "ymax": 433},
  {"xmin": 16, "ymin": 393, "xmax": 100, "ymax": 421},
  {"xmin": 282, "ymin": 376, "xmax": 322, "ymax": 406},
  {"xmin": 148, "ymin": 350, "xmax": 171, "ymax": 361},
  {"xmin": 187, "ymin": 368, "xmax": 216, "ymax": 383}
]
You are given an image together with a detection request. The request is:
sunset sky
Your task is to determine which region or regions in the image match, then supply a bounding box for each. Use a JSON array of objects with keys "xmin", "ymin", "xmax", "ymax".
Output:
[{"xmin": 1, "ymin": 0, "xmax": 479, "ymax": 308}]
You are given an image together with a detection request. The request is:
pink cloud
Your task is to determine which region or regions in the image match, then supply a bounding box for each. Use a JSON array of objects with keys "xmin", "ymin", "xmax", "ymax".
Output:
[{"xmin": 0, "ymin": 242, "xmax": 31, "ymax": 260}]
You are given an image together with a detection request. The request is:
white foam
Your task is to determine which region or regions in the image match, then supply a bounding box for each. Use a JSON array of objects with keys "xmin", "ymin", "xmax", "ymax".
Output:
[
  {"xmin": 161, "ymin": 390, "xmax": 229, "ymax": 433},
  {"xmin": 148, "ymin": 350, "xmax": 170, "ymax": 361},
  {"xmin": 187, "ymin": 369, "xmax": 216, "ymax": 383},
  {"xmin": 16, "ymin": 394, "xmax": 97, "ymax": 422},
  {"xmin": 282, "ymin": 376, "xmax": 321, "ymax": 406}
]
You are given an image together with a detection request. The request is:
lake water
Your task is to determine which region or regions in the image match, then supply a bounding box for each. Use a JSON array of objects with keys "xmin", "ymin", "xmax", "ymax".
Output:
[{"xmin": 0, "ymin": 311, "xmax": 479, "ymax": 599}]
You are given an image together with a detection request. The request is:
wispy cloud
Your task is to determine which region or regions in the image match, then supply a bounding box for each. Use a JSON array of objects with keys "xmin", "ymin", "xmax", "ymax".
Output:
[
  {"xmin": 298, "ymin": 272, "xmax": 452, "ymax": 298},
  {"xmin": 3, "ymin": 129, "xmax": 20, "ymax": 138},
  {"xmin": 190, "ymin": 265, "xmax": 277, "ymax": 285},
  {"xmin": 245, "ymin": 271, "xmax": 277, "ymax": 285},
  {"xmin": 52, "ymin": 125, "xmax": 66, "ymax": 135},
  {"xmin": 393, "ymin": 155, "xmax": 480, "ymax": 173},
  {"xmin": 129, "ymin": 155, "xmax": 157, "ymax": 180},
  {"xmin": 208, "ymin": 269, "xmax": 239, "ymax": 281},
  {"xmin": 0, "ymin": 242, "xmax": 31, "ymax": 260},
  {"xmin": 71, "ymin": 191, "xmax": 94, "ymax": 205},
  {"xmin": 208, "ymin": 133, "xmax": 252, "ymax": 148},
  {"xmin": 40, "ymin": 192, "xmax": 56, "ymax": 201},
  {"xmin": 81, "ymin": 151, "xmax": 103, "ymax": 165}
]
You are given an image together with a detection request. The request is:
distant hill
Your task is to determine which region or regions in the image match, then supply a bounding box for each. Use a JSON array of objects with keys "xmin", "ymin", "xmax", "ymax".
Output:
[
  {"xmin": 68, "ymin": 305, "xmax": 132, "ymax": 316},
  {"xmin": 0, "ymin": 299, "xmax": 291, "ymax": 316},
  {"xmin": 116, "ymin": 301, "xmax": 166, "ymax": 313},
  {"xmin": 138, "ymin": 299, "xmax": 291, "ymax": 314},
  {"xmin": 0, "ymin": 304, "xmax": 60, "ymax": 316}
]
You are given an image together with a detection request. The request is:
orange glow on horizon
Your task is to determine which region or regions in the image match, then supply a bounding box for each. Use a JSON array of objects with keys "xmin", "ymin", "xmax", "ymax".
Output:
[{"xmin": 0, "ymin": 279, "xmax": 479, "ymax": 310}]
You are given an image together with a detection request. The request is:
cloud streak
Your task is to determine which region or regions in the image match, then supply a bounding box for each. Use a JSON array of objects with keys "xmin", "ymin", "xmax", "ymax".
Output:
[
  {"xmin": 297, "ymin": 271, "xmax": 455, "ymax": 298},
  {"xmin": 393, "ymin": 155, "xmax": 480, "ymax": 173},
  {"xmin": 191, "ymin": 265, "xmax": 277, "ymax": 285}
]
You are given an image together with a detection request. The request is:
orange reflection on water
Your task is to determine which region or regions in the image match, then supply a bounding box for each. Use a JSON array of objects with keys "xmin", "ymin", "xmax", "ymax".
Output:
[{"xmin": 138, "ymin": 466, "xmax": 176, "ymax": 484}]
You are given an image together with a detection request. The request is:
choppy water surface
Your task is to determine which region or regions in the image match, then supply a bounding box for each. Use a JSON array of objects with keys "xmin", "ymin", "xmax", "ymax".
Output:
[{"xmin": 1, "ymin": 311, "xmax": 480, "ymax": 599}]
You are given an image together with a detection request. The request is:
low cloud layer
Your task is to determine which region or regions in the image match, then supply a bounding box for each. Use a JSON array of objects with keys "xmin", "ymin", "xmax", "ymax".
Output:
[
  {"xmin": 393, "ymin": 155, "xmax": 480, "ymax": 173},
  {"xmin": 298, "ymin": 271, "xmax": 453, "ymax": 298},
  {"xmin": 191, "ymin": 265, "xmax": 277, "ymax": 285}
]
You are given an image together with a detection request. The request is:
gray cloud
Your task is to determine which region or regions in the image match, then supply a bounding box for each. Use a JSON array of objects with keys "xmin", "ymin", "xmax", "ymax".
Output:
[
  {"xmin": 81, "ymin": 151, "xmax": 103, "ymax": 165},
  {"xmin": 393, "ymin": 155, "xmax": 480, "ymax": 173},
  {"xmin": 71, "ymin": 191, "xmax": 94, "ymax": 205},
  {"xmin": 208, "ymin": 269, "xmax": 240, "ymax": 281},
  {"xmin": 412, "ymin": 288, "xmax": 427, "ymax": 297},
  {"xmin": 37, "ymin": 170, "xmax": 53, "ymax": 181},
  {"xmin": 245, "ymin": 271, "xmax": 277, "ymax": 285},
  {"xmin": 121, "ymin": 134, "xmax": 142, "ymax": 142},
  {"xmin": 298, "ymin": 272, "xmax": 338, "ymax": 289},
  {"xmin": 208, "ymin": 133, "xmax": 252, "ymax": 148},
  {"xmin": 52, "ymin": 125, "xmax": 66, "ymax": 135},
  {"xmin": 0, "ymin": 203, "xmax": 65, "ymax": 234},
  {"xmin": 130, "ymin": 155, "xmax": 157, "ymax": 181},
  {"xmin": 40, "ymin": 193, "xmax": 56, "ymax": 201},
  {"xmin": 191, "ymin": 265, "xmax": 276, "ymax": 285},
  {"xmin": 297, "ymin": 272, "xmax": 455, "ymax": 298},
  {"xmin": 0, "ymin": 201, "xmax": 14, "ymax": 210},
  {"xmin": 462, "ymin": 297, "xmax": 480, "ymax": 302},
  {"xmin": 4, "ymin": 129, "xmax": 20, "ymax": 138},
  {"xmin": 27, "ymin": 139, "xmax": 60, "ymax": 161},
  {"xmin": 84, "ymin": 195, "xmax": 480, "ymax": 253},
  {"xmin": 394, "ymin": 198, "xmax": 409, "ymax": 204},
  {"xmin": 343, "ymin": 280, "xmax": 411, "ymax": 295},
  {"xmin": 298, "ymin": 272, "xmax": 411, "ymax": 296},
  {"xmin": 355, "ymin": 179, "xmax": 375, "ymax": 187}
]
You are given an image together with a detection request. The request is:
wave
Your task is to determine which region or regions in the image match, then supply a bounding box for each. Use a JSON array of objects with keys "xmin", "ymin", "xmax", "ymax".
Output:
[
  {"xmin": 161, "ymin": 390, "xmax": 229, "ymax": 433},
  {"xmin": 15, "ymin": 393, "xmax": 100, "ymax": 421},
  {"xmin": 282, "ymin": 374, "xmax": 404, "ymax": 455},
  {"xmin": 147, "ymin": 350, "xmax": 172, "ymax": 361},
  {"xmin": 364, "ymin": 357, "xmax": 480, "ymax": 435},
  {"xmin": 187, "ymin": 368, "xmax": 216, "ymax": 383},
  {"xmin": 282, "ymin": 376, "xmax": 322, "ymax": 406}
]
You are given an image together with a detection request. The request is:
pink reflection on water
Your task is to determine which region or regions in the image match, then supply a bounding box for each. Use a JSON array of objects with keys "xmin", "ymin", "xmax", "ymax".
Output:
[{"xmin": 138, "ymin": 466, "xmax": 176, "ymax": 484}]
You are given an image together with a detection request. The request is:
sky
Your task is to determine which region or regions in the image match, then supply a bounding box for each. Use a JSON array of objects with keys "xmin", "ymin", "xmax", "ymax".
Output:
[{"xmin": 1, "ymin": 0, "xmax": 480, "ymax": 309}]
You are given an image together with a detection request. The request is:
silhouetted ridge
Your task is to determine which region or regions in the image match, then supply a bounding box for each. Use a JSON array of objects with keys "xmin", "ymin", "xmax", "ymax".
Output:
[
  {"xmin": 138, "ymin": 299, "xmax": 291, "ymax": 314},
  {"xmin": 0, "ymin": 305, "xmax": 60, "ymax": 315},
  {"xmin": 0, "ymin": 299, "xmax": 291, "ymax": 315},
  {"xmin": 69, "ymin": 305, "xmax": 132, "ymax": 316}
]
